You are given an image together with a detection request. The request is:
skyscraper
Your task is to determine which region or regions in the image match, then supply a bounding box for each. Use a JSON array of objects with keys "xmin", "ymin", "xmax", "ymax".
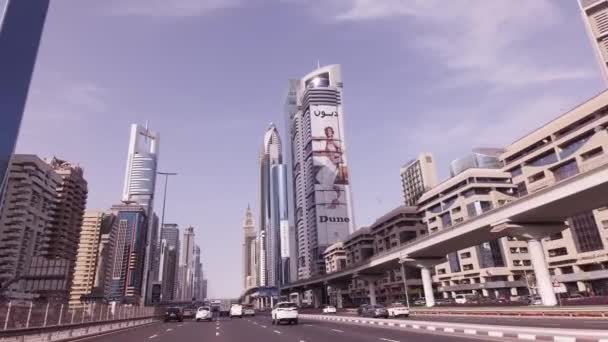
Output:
[
  {"xmin": 158, "ymin": 223, "xmax": 180, "ymax": 296},
  {"xmin": 69, "ymin": 211, "xmax": 110, "ymax": 308},
  {"xmin": 258, "ymin": 124, "xmax": 284, "ymax": 286},
  {"xmin": 121, "ymin": 123, "xmax": 160, "ymax": 304},
  {"xmin": 286, "ymin": 64, "xmax": 355, "ymax": 279},
  {"xmin": 400, "ymin": 153, "xmax": 439, "ymax": 207},
  {"xmin": 178, "ymin": 226, "xmax": 195, "ymax": 300},
  {"xmin": 270, "ymin": 164, "xmax": 290, "ymax": 286},
  {"xmin": 107, "ymin": 203, "xmax": 148, "ymax": 304},
  {"xmin": 193, "ymin": 245, "xmax": 203, "ymax": 301},
  {"xmin": 579, "ymin": 0, "xmax": 608, "ymax": 85},
  {"xmin": 0, "ymin": 155, "xmax": 88, "ymax": 301},
  {"xmin": 0, "ymin": 1, "xmax": 50, "ymax": 200},
  {"xmin": 242, "ymin": 206, "xmax": 257, "ymax": 289}
]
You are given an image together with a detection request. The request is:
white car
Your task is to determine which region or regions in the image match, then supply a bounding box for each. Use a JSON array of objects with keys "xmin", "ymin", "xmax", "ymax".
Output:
[
  {"xmin": 230, "ymin": 304, "xmax": 243, "ymax": 318},
  {"xmin": 322, "ymin": 305, "xmax": 337, "ymax": 314},
  {"xmin": 271, "ymin": 302, "xmax": 298, "ymax": 325},
  {"xmin": 195, "ymin": 306, "xmax": 213, "ymax": 321},
  {"xmin": 386, "ymin": 303, "xmax": 410, "ymax": 318}
]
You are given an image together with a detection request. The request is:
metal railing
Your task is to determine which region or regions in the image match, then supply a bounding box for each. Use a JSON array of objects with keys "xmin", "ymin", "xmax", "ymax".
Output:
[{"xmin": 0, "ymin": 301, "xmax": 157, "ymax": 331}]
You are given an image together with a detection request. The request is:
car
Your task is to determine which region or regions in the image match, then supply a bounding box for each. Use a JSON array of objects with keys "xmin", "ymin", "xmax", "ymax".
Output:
[
  {"xmin": 362, "ymin": 304, "xmax": 389, "ymax": 318},
  {"xmin": 230, "ymin": 304, "xmax": 243, "ymax": 318},
  {"xmin": 182, "ymin": 307, "xmax": 195, "ymax": 319},
  {"xmin": 164, "ymin": 307, "xmax": 183, "ymax": 322},
  {"xmin": 196, "ymin": 306, "xmax": 213, "ymax": 322},
  {"xmin": 435, "ymin": 298, "xmax": 453, "ymax": 306},
  {"xmin": 386, "ymin": 303, "xmax": 410, "ymax": 318},
  {"xmin": 243, "ymin": 305, "xmax": 256, "ymax": 316},
  {"xmin": 528, "ymin": 295, "xmax": 542, "ymax": 305},
  {"xmin": 271, "ymin": 302, "xmax": 299, "ymax": 325},
  {"xmin": 413, "ymin": 298, "xmax": 426, "ymax": 306},
  {"xmin": 322, "ymin": 305, "xmax": 337, "ymax": 314},
  {"xmin": 357, "ymin": 304, "xmax": 369, "ymax": 316}
]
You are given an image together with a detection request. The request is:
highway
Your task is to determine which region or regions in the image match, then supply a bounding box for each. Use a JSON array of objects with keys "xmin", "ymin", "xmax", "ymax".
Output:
[
  {"xmin": 77, "ymin": 316, "xmax": 502, "ymax": 342},
  {"xmin": 407, "ymin": 314, "xmax": 608, "ymax": 330}
]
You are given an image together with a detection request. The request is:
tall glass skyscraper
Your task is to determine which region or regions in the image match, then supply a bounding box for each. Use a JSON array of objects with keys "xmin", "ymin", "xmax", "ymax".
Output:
[
  {"xmin": 286, "ymin": 65, "xmax": 355, "ymax": 279},
  {"xmin": 0, "ymin": 1, "xmax": 50, "ymax": 199}
]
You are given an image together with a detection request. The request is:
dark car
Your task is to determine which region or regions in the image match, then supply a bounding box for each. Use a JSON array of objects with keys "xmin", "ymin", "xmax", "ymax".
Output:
[
  {"xmin": 182, "ymin": 307, "xmax": 195, "ymax": 319},
  {"xmin": 357, "ymin": 304, "xmax": 369, "ymax": 316},
  {"xmin": 164, "ymin": 307, "xmax": 183, "ymax": 322},
  {"xmin": 362, "ymin": 304, "xmax": 389, "ymax": 318}
]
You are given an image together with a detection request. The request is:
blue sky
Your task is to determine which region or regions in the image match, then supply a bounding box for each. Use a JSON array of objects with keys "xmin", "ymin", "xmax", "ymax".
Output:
[{"xmin": 14, "ymin": 0, "xmax": 605, "ymax": 298}]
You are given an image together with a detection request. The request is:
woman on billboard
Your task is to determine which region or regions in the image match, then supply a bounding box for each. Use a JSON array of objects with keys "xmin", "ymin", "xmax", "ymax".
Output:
[{"xmin": 314, "ymin": 126, "xmax": 349, "ymax": 209}]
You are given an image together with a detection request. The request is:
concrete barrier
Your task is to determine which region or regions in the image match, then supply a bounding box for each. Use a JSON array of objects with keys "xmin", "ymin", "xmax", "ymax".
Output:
[
  {"xmin": 0, "ymin": 318, "xmax": 158, "ymax": 342},
  {"xmin": 301, "ymin": 314, "xmax": 608, "ymax": 342}
]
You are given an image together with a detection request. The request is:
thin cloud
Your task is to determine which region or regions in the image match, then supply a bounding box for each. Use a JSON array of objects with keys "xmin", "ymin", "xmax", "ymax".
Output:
[
  {"xmin": 108, "ymin": 0, "xmax": 242, "ymax": 17},
  {"xmin": 312, "ymin": 0, "xmax": 594, "ymax": 89}
]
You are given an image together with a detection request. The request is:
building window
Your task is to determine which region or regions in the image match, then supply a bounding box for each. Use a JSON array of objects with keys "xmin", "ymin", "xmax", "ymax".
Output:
[
  {"xmin": 437, "ymin": 268, "xmax": 446, "ymax": 275},
  {"xmin": 460, "ymin": 252, "xmax": 471, "ymax": 259},
  {"xmin": 602, "ymin": 220, "xmax": 608, "ymax": 229},
  {"xmin": 548, "ymin": 247, "xmax": 568, "ymax": 257},
  {"xmin": 515, "ymin": 182, "xmax": 528, "ymax": 197},
  {"xmin": 528, "ymin": 171, "xmax": 545, "ymax": 183},
  {"xmin": 570, "ymin": 211, "xmax": 604, "ymax": 253},
  {"xmin": 510, "ymin": 166, "xmax": 523, "ymax": 177},
  {"xmin": 527, "ymin": 151, "xmax": 558, "ymax": 167},
  {"xmin": 520, "ymin": 247, "xmax": 528, "ymax": 253},
  {"xmin": 581, "ymin": 147, "xmax": 604, "ymax": 161},
  {"xmin": 523, "ymin": 260, "xmax": 531, "ymax": 266},
  {"xmin": 510, "ymin": 247, "xmax": 518, "ymax": 254},
  {"xmin": 548, "ymin": 232, "xmax": 563, "ymax": 240},
  {"xmin": 440, "ymin": 212, "xmax": 452, "ymax": 228},
  {"xmin": 448, "ymin": 252, "xmax": 461, "ymax": 273},
  {"xmin": 552, "ymin": 160, "xmax": 579, "ymax": 181},
  {"xmin": 462, "ymin": 264, "xmax": 474, "ymax": 271}
]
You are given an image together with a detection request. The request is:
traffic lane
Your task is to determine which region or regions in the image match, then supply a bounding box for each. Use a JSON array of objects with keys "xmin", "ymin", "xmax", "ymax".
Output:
[
  {"xmin": 406, "ymin": 314, "xmax": 608, "ymax": 330},
  {"xmin": 218, "ymin": 316, "xmax": 286, "ymax": 342},
  {"xmin": 70, "ymin": 321, "xmax": 168, "ymax": 342},
  {"xmin": 248, "ymin": 315, "xmax": 498, "ymax": 342}
]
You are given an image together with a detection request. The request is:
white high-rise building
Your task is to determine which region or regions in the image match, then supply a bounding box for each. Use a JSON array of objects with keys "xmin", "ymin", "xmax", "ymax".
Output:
[
  {"xmin": 178, "ymin": 226, "xmax": 195, "ymax": 300},
  {"xmin": 121, "ymin": 123, "xmax": 159, "ymax": 304},
  {"xmin": 258, "ymin": 124, "xmax": 283, "ymax": 286},
  {"xmin": 579, "ymin": 0, "xmax": 608, "ymax": 86},
  {"xmin": 286, "ymin": 64, "xmax": 356, "ymax": 279},
  {"xmin": 400, "ymin": 153, "xmax": 439, "ymax": 207},
  {"xmin": 242, "ymin": 206, "xmax": 257, "ymax": 289}
]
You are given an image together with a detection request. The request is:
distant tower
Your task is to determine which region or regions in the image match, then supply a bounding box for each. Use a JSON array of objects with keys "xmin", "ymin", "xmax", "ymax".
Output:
[
  {"xmin": 400, "ymin": 153, "xmax": 439, "ymax": 206},
  {"xmin": 242, "ymin": 205, "xmax": 257, "ymax": 289},
  {"xmin": 579, "ymin": 0, "xmax": 608, "ymax": 86}
]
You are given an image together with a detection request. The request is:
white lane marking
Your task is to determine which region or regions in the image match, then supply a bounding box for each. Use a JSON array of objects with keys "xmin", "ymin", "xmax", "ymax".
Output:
[
  {"xmin": 216, "ymin": 326, "xmax": 220, "ymax": 330},
  {"xmin": 331, "ymin": 329, "xmax": 344, "ymax": 333},
  {"xmin": 274, "ymin": 330, "xmax": 282, "ymax": 334},
  {"xmin": 464, "ymin": 329, "xmax": 477, "ymax": 335},
  {"xmin": 253, "ymin": 322, "xmax": 258, "ymax": 325},
  {"xmin": 149, "ymin": 335, "xmax": 158, "ymax": 339},
  {"xmin": 554, "ymin": 337, "xmax": 575, "ymax": 342},
  {"xmin": 177, "ymin": 324, "xmax": 183, "ymax": 327},
  {"xmin": 517, "ymin": 334, "xmax": 536, "ymax": 340},
  {"xmin": 380, "ymin": 338, "xmax": 400, "ymax": 342},
  {"xmin": 488, "ymin": 331, "xmax": 503, "ymax": 337},
  {"xmin": 261, "ymin": 325, "xmax": 267, "ymax": 328},
  {"xmin": 444, "ymin": 327, "xmax": 455, "ymax": 333},
  {"xmin": 304, "ymin": 324, "xmax": 314, "ymax": 327},
  {"xmin": 412, "ymin": 324, "xmax": 420, "ymax": 329},
  {"xmin": 426, "ymin": 326, "xmax": 436, "ymax": 331},
  {"xmin": 166, "ymin": 328, "xmax": 173, "ymax": 332},
  {"xmin": 216, "ymin": 332, "xmax": 219, "ymax": 336}
]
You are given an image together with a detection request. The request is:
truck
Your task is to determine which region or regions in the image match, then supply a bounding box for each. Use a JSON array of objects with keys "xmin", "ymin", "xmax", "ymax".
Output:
[{"xmin": 210, "ymin": 299, "xmax": 233, "ymax": 316}]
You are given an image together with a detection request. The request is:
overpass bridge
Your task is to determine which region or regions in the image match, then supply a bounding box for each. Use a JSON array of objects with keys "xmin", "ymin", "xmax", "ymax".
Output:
[{"xmin": 282, "ymin": 159, "xmax": 608, "ymax": 307}]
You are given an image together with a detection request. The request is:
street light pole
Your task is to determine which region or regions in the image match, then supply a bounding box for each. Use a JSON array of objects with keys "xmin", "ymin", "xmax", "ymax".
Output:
[{"xmin": 399, "ymin": 261, "xmax": 410, "ymax": 309}]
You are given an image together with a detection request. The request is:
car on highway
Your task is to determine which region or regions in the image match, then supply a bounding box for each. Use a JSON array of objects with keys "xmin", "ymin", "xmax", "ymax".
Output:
[
  {"xmin": 182, "ymin": 307, "xmax": 195, "ymax": 319},
  {"xmin": 455, "ymin": 294, "xmax": 479, "ymax": 304},
  {"xmin": 357, "ymin": 304, "xmax": 369, "ymax": 316},
  {"xmin": 230, "ymin": 304, "xmax": 243, "ymax": 318},
  {"xmin": 413, "ymin": 298, "xmax": 426, "ymax": 306},
  {"xmin": 361, "ymin": 304, "xmax": 389, "ymax": 318},
  {"xmin": 528, "ymin": 296, "xmax": 542, "ymax": 305},
  {"xmin": 164, "ymin": 307, "xmax": 183, "ymax": 322},
  {"xmin": 322, "ymin": 305, "xmax": 337, "ymax": 314},
  {"xmin": 435, "ymin": 298, "xmax": 454, "ymax": 306},
  {"xmin": 243, "ymin": 305, "xmax": 256, "ymax": 316},
  {"xmin": 386, "ymin": 303, "xmax": 409, "ymax": 318},
  {"xmin": 196, "ymin": 306, "xmax": 213, "ymax": 322},
  {"xmin": 271, "ymin": 302, "xmax": 299, "ymax": 325}
]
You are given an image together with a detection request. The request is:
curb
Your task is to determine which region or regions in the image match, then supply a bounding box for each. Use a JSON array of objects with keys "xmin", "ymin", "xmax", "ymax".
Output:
[{"xmin": 301, "ymin": 314, "xmax": 608, "ymax": 342}]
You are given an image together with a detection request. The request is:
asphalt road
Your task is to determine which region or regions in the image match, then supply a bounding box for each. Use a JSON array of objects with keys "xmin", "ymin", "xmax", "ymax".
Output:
[{"xmin": 76, "ymin": 315, "xmax": 503, "ymax": 342}]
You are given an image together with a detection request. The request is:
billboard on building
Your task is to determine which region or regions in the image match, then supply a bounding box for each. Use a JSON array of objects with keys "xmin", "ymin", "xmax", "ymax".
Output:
[{"xmin": 310, "ymin": 104, "xmax": 351, "ymax": 246}]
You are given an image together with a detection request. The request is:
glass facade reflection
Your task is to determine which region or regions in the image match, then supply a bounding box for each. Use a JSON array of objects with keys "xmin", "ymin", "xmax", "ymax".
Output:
[{"xmin": 0, "ymin": 1, "xmax": 50, "ymax": 197}]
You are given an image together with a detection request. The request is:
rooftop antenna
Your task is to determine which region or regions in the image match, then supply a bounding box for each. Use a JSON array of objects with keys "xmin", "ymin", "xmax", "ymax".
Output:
[{"xmin": 317, "ymin": 60, "xmax": 321, "ymax": 69}]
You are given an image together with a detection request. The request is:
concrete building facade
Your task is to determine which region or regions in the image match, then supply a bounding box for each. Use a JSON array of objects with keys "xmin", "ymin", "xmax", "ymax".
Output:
[
  {"xmin": 242, "ymin": 206, "xmax": 257, "ymax": 289},
  {"xmin": 400, "ymin": 153, "xmax": 439, "ymax": 207}
]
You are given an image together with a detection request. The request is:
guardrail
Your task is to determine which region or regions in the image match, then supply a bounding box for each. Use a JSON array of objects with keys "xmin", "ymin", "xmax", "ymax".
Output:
[
  {"xmin": 0, "ymin": 316, "xmax": 159, "ymax": 342},
  {"xmin": 301, "ymin": 314, "xmax": 608, "ymax": 342}
]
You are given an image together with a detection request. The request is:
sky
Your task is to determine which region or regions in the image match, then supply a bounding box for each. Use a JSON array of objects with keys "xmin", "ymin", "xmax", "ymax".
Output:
[{"xmin": 13, "ymin": 0, "xmax": 605, "ymax": 298}]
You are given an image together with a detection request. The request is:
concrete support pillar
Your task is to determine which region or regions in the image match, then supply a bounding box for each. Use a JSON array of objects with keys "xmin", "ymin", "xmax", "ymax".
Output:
[
  {"xmin": 336, "ymin": 289, "xmax": 343, "ymax": 309},
  {"xmin": 420, "ymin": 267, "xmax": 435, "ymax": 307},
  {"xmin": 367, "ymin": 282, "xmax": 376, "ymax": 306},
  {"xmin": 528, "ymin": 238, "xmax": 557, "ymax": 306},
  {"xmin": 270, "ymin": 296, "xmax": 274, "ymax": 308},
  {"xmin": 313, "ymin": 288, "xmax": 322, "ymax": 308}
]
